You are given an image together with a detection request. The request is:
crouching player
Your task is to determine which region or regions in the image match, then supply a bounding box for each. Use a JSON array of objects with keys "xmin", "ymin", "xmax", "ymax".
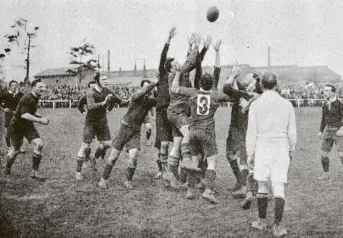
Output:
[
  {"xmin": 98, "ymin": 78, "xmax": 159, "ymax": 190},
  {"xmin": 3, "ymin": 78, "xmax": 49, "ymax": 181},
  {"xmin": 170, "ymin": 43, "xmax": 230, "ymax": 203}
]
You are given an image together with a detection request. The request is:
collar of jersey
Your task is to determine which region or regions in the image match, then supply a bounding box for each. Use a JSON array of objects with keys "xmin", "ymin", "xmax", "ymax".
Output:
[{"xmin": 326, "ymin": 96, "xmax": 337, "ymax": 103}]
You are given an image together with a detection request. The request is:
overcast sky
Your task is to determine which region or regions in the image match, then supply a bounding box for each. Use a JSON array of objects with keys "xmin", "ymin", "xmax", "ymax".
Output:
[{"xmin": 1, "ymin": 0, "xmax": 343, "ymax": 82}]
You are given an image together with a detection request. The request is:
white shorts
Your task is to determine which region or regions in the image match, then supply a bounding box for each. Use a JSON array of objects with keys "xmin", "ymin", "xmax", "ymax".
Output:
[{"xmin": 253, "ymin": 144, "xmax": 290, "ymax": 183}]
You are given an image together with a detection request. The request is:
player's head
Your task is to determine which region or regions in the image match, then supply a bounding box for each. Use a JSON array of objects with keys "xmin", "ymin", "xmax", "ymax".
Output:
[
  {"xmin": 324, "ymin": 84, "xmax": 336, "ymax": 100},
  {"xmin": 164, "ymin": 57, "xmax": 179, "ymax": 74},
  {"xmin": 141, "ymin": 79, "xmax": 152, "ymax": 97},
  {"xmin": 200, "ymin": 73, "xmax": 213, "ymax": 91},
  {"xmin": 237, "ymin": 72, "xmax": 256, "ymax": 91},
  {"xmin": 31, "ymin": 78, "xmax": 46, "ymax": 97},
  {"xmin": 261, "ymin": 72, "xmax": 278, "ymax": 91},
  {"xmin": 9, "ymin": 80, "xmax": 18, "ymax": 92},
  {"xmin": 94, "ymin": 72, "xmax": 108, "ymax": 87}
]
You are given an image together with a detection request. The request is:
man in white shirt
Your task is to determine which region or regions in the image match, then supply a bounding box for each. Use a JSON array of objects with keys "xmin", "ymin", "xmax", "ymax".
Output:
[{"xmin": 246, "ymin": 72, "xmax": 296, "ymax": 237}]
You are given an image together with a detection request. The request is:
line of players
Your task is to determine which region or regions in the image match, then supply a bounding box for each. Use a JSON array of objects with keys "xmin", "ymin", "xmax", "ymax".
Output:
[{"xmin": 4, "ymin": 27, "xmax": 343, "ymax": 237}]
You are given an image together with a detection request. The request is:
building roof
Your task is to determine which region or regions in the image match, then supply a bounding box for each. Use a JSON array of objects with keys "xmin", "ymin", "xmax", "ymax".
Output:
[
  {"xmin": 34, "ymin": 67, "xmax": 76, "ymax": 78},
  {"xmin": 107, "ymin": 76, "xmax": 154, "ymax": 87}
]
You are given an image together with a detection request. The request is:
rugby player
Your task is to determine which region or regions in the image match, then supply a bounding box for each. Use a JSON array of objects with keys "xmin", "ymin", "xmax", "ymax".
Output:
[
  {"xmin": 163, "ymin": 33, "xmax": 211, "ymax": 189},
  {"xmin": 247, "ymin": 72, "xmax": 296, "ymax": 237},
  {"xmin": 3, "ymin": 78, "xmax": 49, "ymax": 181},
  {"xmin": 317, "ymin": 85, "xmax": 343, "ymax": 180},
  {"xmin": 153, "ymin": 27, "xmax": 175, "ymax": 180},
  {"xmin": 170, "ymin": 39, "xmax": 230, "ymax": 203},
  {"xmin": 0, "ymin": 80, "xmax": 24, "ymax": 148},
  {"xmin": 223, "ymin": 64, "xmax": 261, "ymax": 196},
  {"xmin": 75, "ymin": 73, "xmax": 128, "ymax": 180},
  {"xmin": 98, "ymin": 77, "xmax": 160, "ymax": 190}
]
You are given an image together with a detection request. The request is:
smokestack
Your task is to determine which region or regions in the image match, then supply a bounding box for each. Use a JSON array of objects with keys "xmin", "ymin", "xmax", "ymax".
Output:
[
  {"xmin": 107, "ymin": 50, "xmax": 110, "ymax": 72},
  {"xmin": 268, "ymin": 47, "xmax": 271, "ymax": 69}
]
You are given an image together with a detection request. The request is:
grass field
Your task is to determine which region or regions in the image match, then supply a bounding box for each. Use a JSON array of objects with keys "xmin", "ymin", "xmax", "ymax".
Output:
[{"xmin": 1, "ymin": 107, "xmax": 343, "ymax": 238}]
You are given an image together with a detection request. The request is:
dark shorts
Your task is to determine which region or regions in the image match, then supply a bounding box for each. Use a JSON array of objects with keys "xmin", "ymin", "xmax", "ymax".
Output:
[
  {"xmin": 9, "ymin": 121, "xmax": 40, "ymax": 149},
  {"xmin": 112, "ymin": 122, "xmax": 141, "ymax": 152},
  {"xmin": 83, "ymin": 116, "xmax": 111, "ymax": 143},
  {"xmin": 167, "ymin": 110, "xmax": 188, "ymax": 138},
  {"xmin": 321, "ymin": 126, "xmax": 343, "ymax": 153},
  {"xmin": 5, "ymin": 111, "xmax": 13, "ymax": 128},
  {"xmin": 189, "ymin": 127, "xmax": 218, "ymax": 157},
  {"xmin": 155, "ymin": 107, "xmax": 173, "ymax": 148},
  {"xmin": 226, "ymin": 126, "xmax": 247, "ymax": 165}
]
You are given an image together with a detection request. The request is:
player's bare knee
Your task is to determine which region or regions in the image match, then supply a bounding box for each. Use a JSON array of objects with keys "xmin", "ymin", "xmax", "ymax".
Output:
[
  {"xmin": 145, "ymin": 123, "xmax": 152, "ymax": 131},
  {"xmin": 227, "ymin": 154, "xmax": 237, "ymax": 163},
  {"xmin": 128, "ymin": 149, "xmax": 139, "ymax": 168},
  {"xmin": 108, "ymin": 148, "xmax": 120, "ymax": 165},
  {"xmin": 339, "ymin": 152, "xmax": 343, "ymax": 158},
  {"xmin": 206, "ymin": 156, "xmax": 216, "ymax": 170},
  {"xmin": 102, "ymin": 141, "xmax": 112, "ymax": 150},
  {"xmin": 321, "ymin": 151, "xmax": 329, "ymax": 157}
]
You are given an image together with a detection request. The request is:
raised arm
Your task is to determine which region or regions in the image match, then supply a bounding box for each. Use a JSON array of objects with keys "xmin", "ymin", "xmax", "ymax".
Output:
[
  {"xmin": 131, "ymin": 79, "xmax": 159, "ymax": 101},
  {"xmin": 212, "ymin": 40, "xmax": 221, "ymax": 90},
  {"xmin": 181, "ymin": 33, "xmax": 201, "ymax": 74},
  {"xmin": 159, "ymin": 27, "xmax": 176, "ymax": 74}
]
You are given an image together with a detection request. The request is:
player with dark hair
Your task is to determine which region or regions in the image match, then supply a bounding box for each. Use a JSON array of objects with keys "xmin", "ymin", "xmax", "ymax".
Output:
[
  {"xmin": 163, "ymin": 33, "xmax": 212, "ymax": 189},
  {"xmin": 223, "ymin": 64, "xmax": 262, "ymax": 197},
  {"xmin": 170, "ymin": 40, "xmax": 230, "ymax": 203},
  {"xmin": 98, "ymin": 77, "xmax": 160, "ymax": 190},
  {"xmin": 317, "ymin": 84, "xmax": 343, "ymax": 180},
  {"xmin": 75, "ymin": 73, "xmax": 129, "ymax": 180},
  {"xmin": 153, "ymin": 27, "xmax": 176, "ymax": 180},
  {"xmin": 0, "ymin": 80, "xmax": 24, "ymax": 148},
  {"xmin": 3, "ymin": 78, "xmax": 49, "ymax": 180}
]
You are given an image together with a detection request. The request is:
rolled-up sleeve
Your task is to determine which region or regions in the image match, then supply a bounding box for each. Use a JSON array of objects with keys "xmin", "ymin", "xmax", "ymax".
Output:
[
  {"xmin": 246, "ymin": 102, "xmax": 258, "ymax": 157},
  {"xmin": 288, "ymin": 105, "xmax": 297, "ymax": 151}
]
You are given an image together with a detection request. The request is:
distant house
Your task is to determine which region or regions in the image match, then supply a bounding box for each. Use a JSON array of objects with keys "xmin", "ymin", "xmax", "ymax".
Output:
[{"xmin": 34, "ymin": 67, "xmax": 95, "ymax": 88}]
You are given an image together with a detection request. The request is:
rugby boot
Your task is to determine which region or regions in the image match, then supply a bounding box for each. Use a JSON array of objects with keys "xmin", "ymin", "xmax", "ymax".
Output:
[
  {"xmin": 164, "ymin": 171, "xmax": 180, "ymax": 189},
  {"xmin": 30, "ymin": 171, "xmax": 47, "ymax": 182},
  {"xmin": 75, "ymin": 172, "xmax": 83, "ymax": 181},
  {"xmin": 273, "ymin": 224, "xmax": 287, "ymax": 237},
  {"xmin": 202, "ymin": 189, "xmax": 219, "ymax": 204},
  {"xmin": 251, "ymin": 219, "xmax": 267, "ymax": 231},
  {"xmin": 98, "ymin": 178, "xmax": 108, "ymax": 189},
  {"xmin": 241, "ymin": 191, "xmax": 255, "ymax": 210},
  {"xmin": 124, "ymin": 181, "xmax": 134, "ymax": 190},
  {"xmin": 186, "ymin": 187, "xmax": 195, "ymax": 200},
  {"xmin": 154, "ymin": 171, "xmax": 162, "ymax": 180}
]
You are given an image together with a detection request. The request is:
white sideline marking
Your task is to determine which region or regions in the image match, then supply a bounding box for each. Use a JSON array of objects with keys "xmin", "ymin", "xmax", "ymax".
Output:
[{"xmin": 3, "ymin": 194, "xmax": 49, "ymax": 201}]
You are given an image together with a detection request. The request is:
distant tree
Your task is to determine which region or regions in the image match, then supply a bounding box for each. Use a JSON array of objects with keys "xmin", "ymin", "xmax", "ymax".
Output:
[
  {"xmin": 3, "ymin": 17, "xmax": 39, "ymax": 85},
  {"xmin": 67, "ymin": 42, "xmax": 99, "ymax": 87}
]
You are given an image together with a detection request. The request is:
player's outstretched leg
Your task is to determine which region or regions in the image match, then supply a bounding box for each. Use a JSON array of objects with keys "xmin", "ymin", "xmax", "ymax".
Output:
[
  {"xmin": 179, "ymin": 126, "xmax": 199, "ymax": 171},
  {"xmin": 164, "ymin": 137, "xmax": 182, "ymax": 189},
  {"xmin": 4, "ymin": 148, "xmax": 20, "ymax": 175},
  {"xmin": 76, "ymin": 142, "xmax": 90, "ymax": 180},
  {"xmin": 202, "ymin": 155, "xmax": 219, "ymax": 204},
  {"xmin": 319, "ymin": 151, "xmax": 330, "ymax": 180},
  {"xmin": 272, "ymin": 181, "xmax": 287, "ymax": 237},
  {"xmin": 125, "ymin": 148, "xmax": 139, "ymax": 190},
  {"xmin": 98, "ymin": 148, "xmax": 120, "ymax": 189},
  {"xmin": 30, "ymin": 138, "xmax": 46, "ymax": 181},
  {"xmin": 251, "ymin": 181, "xmax": 268, "ymax": 231}
]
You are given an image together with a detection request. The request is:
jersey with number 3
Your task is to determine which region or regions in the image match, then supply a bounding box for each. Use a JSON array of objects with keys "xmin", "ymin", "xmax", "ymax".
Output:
[{"xmin": 178, "ymin": 88, "xmax": 229, "ymax": 129}]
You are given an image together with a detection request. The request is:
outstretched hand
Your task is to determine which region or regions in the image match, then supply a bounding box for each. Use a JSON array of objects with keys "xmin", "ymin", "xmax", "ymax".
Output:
[
  {"xmin": 231, "ymin": 61, "xmax": 241, "ymax": 78},
  {"xmin": 204, "ymin": 35, "xmax": 212, "ymax": 49},
  {"xmin": 169, "ymin": 27, "xmax": 177, "ymax": 40},
  {"xmin": 194, "ymin": 33, "xmax": 202, "ymax": 47},
  {"xmin": 213, "ymin": 39, "xmax": 221, "ymax": 51},
  {"xmin": 188, "ymin": 34, "xmax": 195, "ymax": 46}
]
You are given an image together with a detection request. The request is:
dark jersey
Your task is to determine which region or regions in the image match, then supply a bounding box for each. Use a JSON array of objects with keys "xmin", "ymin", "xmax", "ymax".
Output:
[
  {"xmin": 12, "ymin": 93, "xmax": 39, "ymax": 127},
  {"xmin": 1, "ymin": 91, "xmax": 24, "ymax": 111},
  {"xmin": 177, "ymin": 87, "xmax": 229, "ymax": 129},
  {"xmin": 320, "ymin": 99, "xmax": 343, "ymax": 132},
  {"xmin": 156, "ymin": 43, "xmax": 171, "ymax": 109},
  {"xmin": 168, "ymin": 46, "xmax": 199, "ymax": 114},
  {"xmin": 86, "ymin": 87, "xmax": 121, "ymax": 120},
  {"xmin": 223, "ymin": 83, "xmax": 254, "ymax": 129},
  {"xmin": 78, "ymin": 94, "xmax": 116, "ymax": 115},
  {"xmin": 122, "ymin": 82, "xmax": 157, "ymax": 126}
]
